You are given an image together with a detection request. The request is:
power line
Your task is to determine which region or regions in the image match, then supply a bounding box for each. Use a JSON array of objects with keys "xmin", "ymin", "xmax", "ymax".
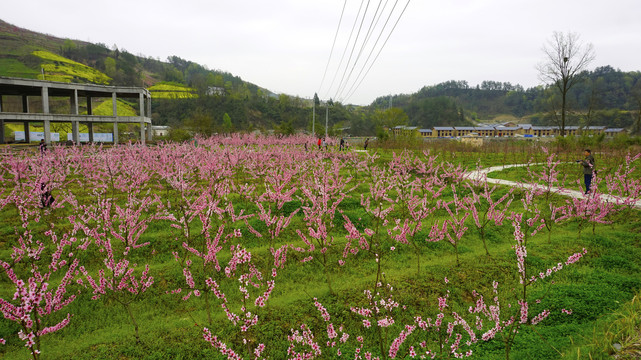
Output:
[
  {"xmin": 317, "ymin": 0, "xmax": 348, "ymax": 96},
  {"xmin": 336, "ymin": 0, "xmax": 399, "ymax": 100},
  {"xmin": 319, "ymin": 0, "xmax": 411, "ymax": 104},
  {"xmin": 339, "ymin": 0, "xmax": 401, "ymax": 101},
  {"xmin": 331, "ymin": 0, "xmax": 373, "ymax": 101},
  {"xmin": 323, "ymin": 0, "xmax": 367, "ymax": 100},
  {"xmin": 334, "ymin": 0, "xmax": 388, "ymax": 100},
  {"xmin": 342, "ymin": 0, "xmax": 411, "ymax": 103}
]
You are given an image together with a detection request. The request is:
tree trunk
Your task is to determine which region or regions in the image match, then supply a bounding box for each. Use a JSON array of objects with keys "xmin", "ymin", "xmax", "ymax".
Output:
[{"xmin": 124, "ymin": 302, "xmax": 141, "ymax": 344}]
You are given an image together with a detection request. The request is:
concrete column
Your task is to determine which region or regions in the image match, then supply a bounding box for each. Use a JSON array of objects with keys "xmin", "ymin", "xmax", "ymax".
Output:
[
  {"xmin": 0, "ymin": 120, "xmax": 4, "ymax": 144},
  {"xmin": 146, "ymin": 93, "xmax": 151, "ymax": 120},
  {"xmin": 146, "ymin": 121, "xmax": 152, "ymax": 142},
  {"xmin": 0, "ymin": 95, "xmax": 3, "ymax": 112},
  {"xmin": 113, "ymin": 122, "xmax": 119, "ymax": 145},
  {"xmin": 44, "ymin": 121, "xmax": 52, "ymax": 144},
  {"xmin": 71, "ymin": 89, "xmax": 79, "ymax": 115},
  {"xmin": 43, "ymin": 120, "xmax": 51, "ymax": 145},
  {"xmin": 139, "ymin": 92, "xmax": 145, "ymax": 117},
  {"xmin": 24, "ymin": 122, "xmax": 30, "ymax": 143},
  {"xmin": 42, "ymin": 86, "xmax": 49, "ymax": 114},
  {"xmin": 86, "ymin": 96, "xmax": 92, "ymax": 115},
  {"xmin": 146, "ymin": 93, "xmax": 152, "ymax": 143},
  {"xmin": 140, "ymin": 122, "xmax": 146, "ymax": 145},
  {"xmin": 22, "ymin": 95, "xmax": 29, "ymax": 113},
  {"xmin": 112, "ymin": 92, "xmax": 118, "ymax": 145},
  {"xmin": 71, "ymin": 121, "xmax": 80, "ymax": 144},
  {"xmin": 88, "ymin": 123, "xmax": 94, "ymax": 143},
  {"xmin": 112, "ymin": 92, "xmax": 117, "ymax": 116},
  {"xmin": 70, "ymin": 90, "xmax": 79, "ymax": 144},
  {"xmin": 41, "ymin": 86, "xmax": 51, "ymax": 144}
]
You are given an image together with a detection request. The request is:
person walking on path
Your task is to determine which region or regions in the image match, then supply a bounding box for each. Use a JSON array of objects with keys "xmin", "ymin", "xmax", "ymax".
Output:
[{"xmin": 577, "ymin": 149, "xmax": 595, "ymax": 194}]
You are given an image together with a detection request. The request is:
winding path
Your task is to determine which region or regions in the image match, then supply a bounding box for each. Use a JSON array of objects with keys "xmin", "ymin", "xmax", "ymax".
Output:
[{"xmin": 467, "ymin": 163, "xmax": 641, "ymax": 209}]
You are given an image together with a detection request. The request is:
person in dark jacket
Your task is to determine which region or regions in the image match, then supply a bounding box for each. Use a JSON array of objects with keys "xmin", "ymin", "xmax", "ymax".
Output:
[
  {"xmin": 577, "ymin": 149, "xmax": 595, "ymax": 194},
  {"xmin": 39, "ymin": 139, "xmax": 47, "ymax": 155}
]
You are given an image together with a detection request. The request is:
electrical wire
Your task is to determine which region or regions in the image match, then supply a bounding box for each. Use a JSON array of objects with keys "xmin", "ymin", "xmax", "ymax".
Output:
[
  {"xmin": 323, "ymin": 0, "xmax": 367, "ymax": 100},
  {"xmin": 339, "ymin": 0, "xmax": 401, "ymax": 101},
  {"xmin": 342, "ymin": 0, "xmax": 411, "ymax": 103},
  {"xmin": 317, "ymin": 0, "xmax": 348, "ymax": 96},
  {"xmin": 319, "ymin": 0, "xmax": 410, "ymax": 104},
  {"xmin": 335, "ymin": 0, "xmax": 397, "ymax": 100},
  {"xmin": 333, "ymin": 0, "xmax": 388, "ymax": 100},
  {"xmin": 331, "ymin": 0, "xmax": 373, "ymax": 101}
]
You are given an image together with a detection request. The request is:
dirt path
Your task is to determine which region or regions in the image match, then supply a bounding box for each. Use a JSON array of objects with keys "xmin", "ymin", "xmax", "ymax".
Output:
[{"xmin": 467, "ymin": 163, "xmax": 641, "ymax": 209}]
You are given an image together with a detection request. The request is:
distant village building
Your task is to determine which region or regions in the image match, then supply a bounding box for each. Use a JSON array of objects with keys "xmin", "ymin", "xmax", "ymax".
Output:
[
  {"xmin": 454, "ymin": 127, "xmax": 475, "ymax": 137},
  {"xmin": 433, "ymin": 127, "xmax": 455, "ymax": 137},
  {"xmin": 474, "ymin": 126, "xmax": 495, "ymax": 137},
  {"xmin": 392, "ymin": 126, "xmax": 419, "ymax": 137},
  {"xmin": 387, "ymin": 123, "xmax": 627, "ymax": 139},
  {"xmin": 516, "ymin": 124, "xmax": 533, "ymax": 136},
  {"xmin": 531, "ymin": 126, "xmax": 555, "ymax": 137},
  {"xmin": 494, "ymin": 126, "xmax": 519, "ymax": 137},
  {"xmin": 152, "ymin": 125, "xmax": 170, "ymax": 137},
  {"xmin": 582, "ymin": 126, "xmax": 606, "ymax": 135},
  {"xmin": 605, "ymin": 128, "xmax": 625, "ymax": 137}
]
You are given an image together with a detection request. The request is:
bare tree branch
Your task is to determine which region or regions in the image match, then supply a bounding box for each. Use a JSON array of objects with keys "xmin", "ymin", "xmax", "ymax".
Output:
[{"xmin": 537, "ymin": 31, "xmax": 595, "ymax": 136}]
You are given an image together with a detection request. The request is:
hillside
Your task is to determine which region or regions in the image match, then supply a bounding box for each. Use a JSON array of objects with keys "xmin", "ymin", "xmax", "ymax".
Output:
[
  {"xmin": 0, "ymin": 19, "xmax": 316, "ymax": 133},
  {"xmin": 374, "ymin": 68, "xmax": 641, "ymax": 131},
  {"xmin": 0, "ymin": 19, "xmax": 261, "ymax": 92}
]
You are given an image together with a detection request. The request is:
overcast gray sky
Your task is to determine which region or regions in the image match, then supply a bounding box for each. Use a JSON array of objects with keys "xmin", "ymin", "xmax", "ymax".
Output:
[{"xmin": 3, "ymin": 0, "xmax": 641, "ymax": 105}]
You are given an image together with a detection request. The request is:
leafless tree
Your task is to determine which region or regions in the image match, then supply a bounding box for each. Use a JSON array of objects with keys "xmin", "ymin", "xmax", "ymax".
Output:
[{"xmin": 537, "ymin": 31, "xmax": 595, "ymax": 136}]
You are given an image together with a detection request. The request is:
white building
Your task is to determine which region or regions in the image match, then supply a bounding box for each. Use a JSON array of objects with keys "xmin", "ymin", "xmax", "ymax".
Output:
[{"xmin": 152, "ymin": 125, "xmax": 170, "ymax": 137}]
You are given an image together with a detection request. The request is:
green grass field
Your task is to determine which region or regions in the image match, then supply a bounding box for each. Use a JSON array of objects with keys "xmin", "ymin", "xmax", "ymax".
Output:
[
  {"xmin": 33, "ymin": 50, "xmax": 111, "ymax": 84},
  {"xmin": 149, "ymin": 82, "xmax": 198, "ymax": 99},
  {"xmin": 0, "ymin": 58, "xmax": 39, "ymax": 78}
]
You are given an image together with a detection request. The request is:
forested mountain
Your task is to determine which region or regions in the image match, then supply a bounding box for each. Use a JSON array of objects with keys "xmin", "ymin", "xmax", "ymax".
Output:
[
  {"xmin": 374, "ymin": 67, "xmax": 641, "ymax": 131},
  {"xmin": 2, "ymin": 18, "xmax": 641, "ymax": 137}
]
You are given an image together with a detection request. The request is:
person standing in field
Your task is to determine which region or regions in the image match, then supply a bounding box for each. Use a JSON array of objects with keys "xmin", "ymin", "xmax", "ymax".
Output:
[
  {"xmin": 364, "ymin": 138, "xmax": 369, "ymax": 150},
  {"xmin": 317, "ymin": 137, "xmax": 321, "ymax": 150},
  {"xmin": 39, "ymin": 139, "xmax": 47, "ymax": 155},
  {"xmin": 577, "ymin": 149, "xmax": 595, "ymax": 194}
]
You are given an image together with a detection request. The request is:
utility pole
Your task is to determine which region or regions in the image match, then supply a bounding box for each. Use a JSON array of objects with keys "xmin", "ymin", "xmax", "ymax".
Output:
[
  {"xmin": 325, "ymin": 102, "xmax": 329, "ymax": 139},
  {"xmin": 312, "ymin": 100, "xmax": 315, "ymax": 136}
]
